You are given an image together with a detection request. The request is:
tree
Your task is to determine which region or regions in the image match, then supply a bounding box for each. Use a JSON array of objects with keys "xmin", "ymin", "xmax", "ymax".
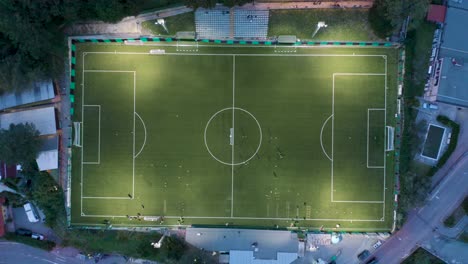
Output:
[
  {"xmin": 0, "ymin": 123, "xmax": 40, "ymax": 166},
  {"xmin": 368, "ymin": 0, "xmax": 393, "ymax": 38},
  {"xmin": 29, "ymin": 172, "xmax": 65, "ymax": 227},
  {"xmin": 368, "ymin": 0, "xmax": 430, "ymax": 38}
]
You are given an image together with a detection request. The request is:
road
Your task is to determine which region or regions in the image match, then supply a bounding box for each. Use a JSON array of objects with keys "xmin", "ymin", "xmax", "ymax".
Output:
[
  {"xmin": 372, "ymin": 153, "xmax": 468, "ymax": 263},
  {"xmin": 0, "ymin": 241, "xmax": 83, "ymax": 264}
]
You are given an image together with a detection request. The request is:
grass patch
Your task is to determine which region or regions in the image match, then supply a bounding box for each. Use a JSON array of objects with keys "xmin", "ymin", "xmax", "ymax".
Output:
[
  {"xmin": 141, "ymin": 12, "xmax": 195, "ymax": 36},
  {"xmin": 268, "ymin": 9, "xmax": 380, "ymax": 41},
  {"xmin": 443, "ymin": 196, "xmax": 467, "ymax": 227},
  {"xmin": 402, "ymin": 247, "xmax": 445, "ymax": 264},
  {"xmin": 4, "ymin": 233, "xmax": 56, "ymax": 251},
  {"xmin": 459, "ymin": 231, "xmax": 468, "ymax": 243}
]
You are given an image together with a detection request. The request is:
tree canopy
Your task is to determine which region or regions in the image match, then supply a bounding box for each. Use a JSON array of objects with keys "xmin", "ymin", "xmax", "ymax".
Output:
[
  {"xmin": 369, "ymin": 0, "xmax": 431, "ymax": 38},
  {"xmin": 0, "ymin": 123, "xmax": 40, "ymax": 166},
  {"xmin": 0, "ymin": 0, "xmax": 160, "ymax": 94}
]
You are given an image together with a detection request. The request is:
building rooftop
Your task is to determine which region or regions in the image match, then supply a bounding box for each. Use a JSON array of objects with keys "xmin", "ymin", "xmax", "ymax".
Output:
[
  {"xmin": 37, "ymin": 135, "xmax": 59, "ymax": 171},
  {"xmin": 440, "ymin": 6, "xmax": 468, "ymax": 59},
  {"xmin": 186, "ymin": 228, "xmax": 298, "ymax": 260},
  {"xmin": 0, "ymin": 106, "xmax": 56, "ymax": 136},
  {"xmin": 427, "ymin": 5, "xmax": 447, "ymax": 23},
  {"xmin": 0, "ymin": 81, "xmax": 54, "ymax": 111}
]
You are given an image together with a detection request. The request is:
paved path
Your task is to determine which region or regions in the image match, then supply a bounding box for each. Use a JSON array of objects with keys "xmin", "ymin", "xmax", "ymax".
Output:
[
  {"xmin": 0, "ymin": 183, "xmax": 20, "ymax": 195},
  {"xmin": 65, "ymin": 6, "xmax": 193, "ymax": 36},
  {"xmin": 0, "ymin": 241, "xmax": 84, "ymax": 264},
  {"xmin": 238, "ymin": 1, "xmax": 373, "ymax": 10},
  {"xmin": 372, "ymin": 153, "xmax": 468, "ymax": 263}
]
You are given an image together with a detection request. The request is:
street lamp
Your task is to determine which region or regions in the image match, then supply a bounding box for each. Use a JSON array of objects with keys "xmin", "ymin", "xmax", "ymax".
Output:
[{"xmin": 312, "ymin": 21, "xmax": 328, "ymax": 39}]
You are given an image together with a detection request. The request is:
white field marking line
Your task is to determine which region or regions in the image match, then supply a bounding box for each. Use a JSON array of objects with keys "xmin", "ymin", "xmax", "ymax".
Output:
[
  {"xmin": 81, "ymin": 52, "xmax": 85, "ymax": 215},
  {"xmin": 121, "ymin": 42, "xmax": 390, "ymax": 50},
  {"xmin": 383, "ymin": 56, "xmax": 387, "ymax": 220},
  {"xmin": 82, "ymin": 105, "xmax": 101, "ymax": 164},
  {"xmin": 204, "ymin": 107, "xmax": 262, "ymax": 166},
  {"xmin": 82, "ymin": 196, "xmax": 131, "ymax": 199},
  {"xmin": 80, "ymin": 214, "xmax": 383, "ymax": 221},
  {"xmin": 80, "ymin": 68, "xmax": 137, "ymax": 213},
  {"xmin": 85, "ymin": 51, "xmax": 387, "ymax": 58},
  {"xmin": 134, "ymin": 112, "xmax": 147, "ymax": 158},
  {"xmin": 421, "ymin": 124, "xmax": 447, "ymax": 161},
  {"xmin": 332, "ymin": 200, "xmax": 384, "ymax": 203},
  {"xmin": 133, "ymin": 71, "xmax": 136, "ymax": 198},
  {"xmin": 331, "ymin": 75, "xmax": 334, "ymax": 202},
  {"xmin": 84, "ymin": 70, "xmax": 135, "ymax": 73},
  {"xmin": 367, "ymin": 108, "xmax": 386, "ymax": 169},
  {"xmin": 320, "ymin": 114, "xmax": 333, "ymax": 161},
  {"xmin": 79, "ymin": 53, "xmax": 389, "ymax": 221},
  {"xmin": 331, "ymin": 73, "xmax": 387, "ymax": 205},
  {"xmin": 231, "ymin": 55, "xmax": 235, "ymax": 218}
]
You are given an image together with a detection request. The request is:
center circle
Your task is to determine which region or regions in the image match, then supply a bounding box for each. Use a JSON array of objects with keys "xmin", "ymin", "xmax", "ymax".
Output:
[{"xmin": 204, "ymin": 107, "xmax": 262, "ymax": 166}]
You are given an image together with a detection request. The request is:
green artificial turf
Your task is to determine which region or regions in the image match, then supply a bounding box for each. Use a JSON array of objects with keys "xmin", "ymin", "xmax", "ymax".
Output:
[{"xmin": 71, "ymin": 42, "xmax": 398, "ymax": 230}]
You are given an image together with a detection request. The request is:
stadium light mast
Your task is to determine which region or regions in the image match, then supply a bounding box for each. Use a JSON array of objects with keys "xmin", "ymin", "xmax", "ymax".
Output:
[
  {"xmin": 155, "ymin": 18, "xmax": 169, "ymax": 34},
  {"xmin": 311, "ymin": 21, "xmax": 327, "ymax": 39}
]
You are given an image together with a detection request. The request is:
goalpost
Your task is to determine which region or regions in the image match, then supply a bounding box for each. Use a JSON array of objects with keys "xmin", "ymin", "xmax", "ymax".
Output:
[
  {"xmin": 73, "ymin": 122, "xmax": 82, "ymax": 147},
  {"xmin": 386, "ymin": 126, "xmax": 395, "ymax": 151}
]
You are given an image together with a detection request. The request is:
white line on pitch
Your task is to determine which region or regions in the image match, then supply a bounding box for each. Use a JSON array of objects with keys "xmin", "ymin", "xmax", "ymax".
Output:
[
  {"xmin": 231, "ymin": 55, "xmax": 235, "ymax": 218},
  {"xmin": 82, "ymin": 197, "xmax": 131, "ymax": 199},
  {"xmin": 133, "ymin": 72, "xmax": 136, "ymax": 198},
  {"xmin": 80, "ymin": 214, "xmax": 383, "ymax": 221},
  {"xmin": 85, "ymin": 51, "xmax": 388, "ymax": 58}
]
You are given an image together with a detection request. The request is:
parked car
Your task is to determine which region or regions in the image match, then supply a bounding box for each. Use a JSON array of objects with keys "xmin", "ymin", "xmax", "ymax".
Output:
[
  {"xmin": 366, "ymin": 257, "xmax": 379, "ymax": 264},
  {"xmin": 23, "ymin": 202, "xmax": 39, "ymax": 223},
  {"xmin": 31, "ymin": 233, "xmax": 45, "ymax": 240},
  {"xmin": 372, "ymin": 240, "xmax": 382, "ymax": 249},
  {"xmin": 422, "ymin": 102, "xmax": 439, "ymax": 110},
  {"xmin": 15, "ymin": 228, "xmax": 32, "ymax": 236},
  {"xmin": 358, "ymin": 250, "xmax": 370, "ymax": 261}
]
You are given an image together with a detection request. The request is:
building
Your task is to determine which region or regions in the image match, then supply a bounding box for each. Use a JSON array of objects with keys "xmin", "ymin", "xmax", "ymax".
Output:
[
  {"xmin": 0, "ymin": 106, "xmax": 58, "ymax": 171},
  {"xmin": 0, "ymin": 197, "xmax": 6, "ymax": 237},
  {"xmin": 0, "ymin": 162, "xmax": 17, "ymax": 180},
  {"xmin": 434, "ymin": 0, "xmax": 468, "ymax": 107},
  {"xmin": 427, "ymin": 5, "xmax": 447, "ymax": 23},
  {"xmin": 0, "ymin": 81, "xmax": 55, "ymax": 111}
]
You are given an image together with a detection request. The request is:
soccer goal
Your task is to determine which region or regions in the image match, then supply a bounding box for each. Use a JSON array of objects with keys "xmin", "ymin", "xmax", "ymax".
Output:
[
  {"xmin": 386, "ymin": 126, "xmax": 395, "ymax": 151},
  {"xmin": 73, "ymin": 122, "xmax": 82, "ymax": 147}
]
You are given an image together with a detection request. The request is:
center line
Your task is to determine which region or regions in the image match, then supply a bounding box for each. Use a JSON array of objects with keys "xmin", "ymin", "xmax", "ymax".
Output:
[{"xmin": 231, "ymin": 55, "xmax": 235, "ymax": 218}]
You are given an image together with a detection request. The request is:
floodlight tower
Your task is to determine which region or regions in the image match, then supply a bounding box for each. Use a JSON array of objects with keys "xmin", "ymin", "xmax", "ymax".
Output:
[
  {"xmin": 311, "ymin": 21, "xmax": 327, "ymax": 39},
  {"xmin": 155, "ymin": 18, "xmax": 169, "ymax": 34}
]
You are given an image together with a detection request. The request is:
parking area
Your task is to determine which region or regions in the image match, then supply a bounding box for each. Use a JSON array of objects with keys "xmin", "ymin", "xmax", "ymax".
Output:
[
  {"xmin": 304, "ymin": 233, "xmax": 389, "ymax": 263},
  {"xmin": 12, "ymin": 206, "xmax": 59, "ymax": 243}
]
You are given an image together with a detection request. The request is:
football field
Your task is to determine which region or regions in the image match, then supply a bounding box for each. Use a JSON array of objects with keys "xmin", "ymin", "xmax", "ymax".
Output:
[{"xmin": 71, "ymin": 42, "xmax": 398, "ymax": 230}]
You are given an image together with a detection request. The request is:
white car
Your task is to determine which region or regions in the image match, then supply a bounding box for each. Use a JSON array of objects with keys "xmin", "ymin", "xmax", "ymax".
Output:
[
  {"xmin": 373, "ymin": 240, "xmax": 382, "ymax": 249},
  {"xmin": 422, "ymin": 103, "xmax": 439, "ymax": 110},
  {"xmin": 23, "ymin": 203, "xmax": 40, "ymax": 223},
  {"xmin": 31, "ymin": 233, "xmax": 45, "ymax": 240}
]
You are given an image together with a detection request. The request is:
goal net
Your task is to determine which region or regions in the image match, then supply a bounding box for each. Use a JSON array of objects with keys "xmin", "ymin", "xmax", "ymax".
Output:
[
  {"xmin": 74, "ymin": 122, "xmax": 82, "ymax": 147},
  {"xmin": 386, "ymin": 126, "xmax": 395, "ymax": 151}
]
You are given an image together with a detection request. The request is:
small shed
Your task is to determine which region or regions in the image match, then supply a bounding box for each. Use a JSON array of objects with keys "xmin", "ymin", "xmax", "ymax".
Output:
[
  {"xmin": 36, "ymin": 135, "xmax": 59, "ymax": 171},
  {"xmin": 427, "ymin": 4, "xmax": 447, "ymax": 23}
]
